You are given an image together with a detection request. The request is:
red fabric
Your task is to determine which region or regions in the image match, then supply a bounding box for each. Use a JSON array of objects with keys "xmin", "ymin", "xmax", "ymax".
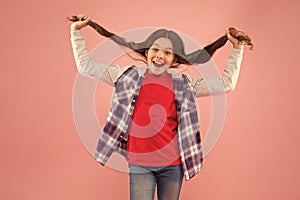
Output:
[{"xmin": 126, "ymin": 71, "xmax": 181, "ymax": 166}]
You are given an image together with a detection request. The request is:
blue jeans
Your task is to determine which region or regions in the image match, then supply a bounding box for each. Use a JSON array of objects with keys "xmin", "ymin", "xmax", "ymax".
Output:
[{"xmin": 129, "ymin": 164, "xmax": 184, "ymax": 200}]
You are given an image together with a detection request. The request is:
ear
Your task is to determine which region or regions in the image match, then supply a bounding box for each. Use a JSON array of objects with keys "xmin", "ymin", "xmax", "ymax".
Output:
[
  {"xmin": 171, "ymin": 57, "xmax": 178, "ymax": 66},
  {"xmin": 145, "ymin": 50, "xmax": 148, "ymax": 57}
]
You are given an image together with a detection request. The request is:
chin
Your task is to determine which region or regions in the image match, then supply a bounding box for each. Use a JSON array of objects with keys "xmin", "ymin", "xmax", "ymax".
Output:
[{"xmin": 148, "ymin": 65, "xmax": 169, "ymax": 76}]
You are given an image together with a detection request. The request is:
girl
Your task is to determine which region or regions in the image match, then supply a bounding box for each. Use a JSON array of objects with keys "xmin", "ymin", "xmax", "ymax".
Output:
[{"xmin": 69, "ymin": 14, "xmax": 251, "ymax": 200}]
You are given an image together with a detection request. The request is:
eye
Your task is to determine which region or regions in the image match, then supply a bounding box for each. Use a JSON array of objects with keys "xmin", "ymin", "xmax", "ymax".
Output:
[
  {"xmin": 165, "ymin": 50, "xmax": 174, "ymax": 56},
  {"xmin": 151, "ymin": 47, "xmax": 159, "ymax": 52}
]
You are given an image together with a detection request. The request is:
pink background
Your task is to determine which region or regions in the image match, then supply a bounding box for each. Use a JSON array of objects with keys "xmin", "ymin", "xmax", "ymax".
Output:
[{"xmin": 1, "ymin": 0, "xmax": 299, "ymax": 199}]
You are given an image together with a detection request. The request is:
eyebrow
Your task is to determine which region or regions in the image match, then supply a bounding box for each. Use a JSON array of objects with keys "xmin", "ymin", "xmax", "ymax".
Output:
[{"xmin": 152, "ymin": 43, "xmax": 174, "ymax": 51}]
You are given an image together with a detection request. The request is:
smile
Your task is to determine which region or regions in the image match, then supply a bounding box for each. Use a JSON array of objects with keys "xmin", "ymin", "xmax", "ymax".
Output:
[{"xmin": 152, "ymin": 61, "xmax": 164, "ymax": 68}]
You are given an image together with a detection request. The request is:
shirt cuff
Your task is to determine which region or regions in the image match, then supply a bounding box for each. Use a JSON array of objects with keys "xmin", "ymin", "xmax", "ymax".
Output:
[
  {"xmin": 70, "ymin": 29, "xmax": 82, "ymax": 38},
  {"xmin": 231, "ymin": 47, "xmax": 244, "ymax": 58}
]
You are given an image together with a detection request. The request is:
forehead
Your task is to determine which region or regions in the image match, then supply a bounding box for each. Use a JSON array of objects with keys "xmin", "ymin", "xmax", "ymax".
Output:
[{"xmin": 151, "ymin": 37, "xmax": 173, "ymax": 49}]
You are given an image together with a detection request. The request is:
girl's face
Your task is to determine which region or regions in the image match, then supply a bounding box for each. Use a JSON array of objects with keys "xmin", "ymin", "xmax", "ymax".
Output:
[{"xmin": 146, "ymin": 37, "xmax": 176, "ymax": 76}]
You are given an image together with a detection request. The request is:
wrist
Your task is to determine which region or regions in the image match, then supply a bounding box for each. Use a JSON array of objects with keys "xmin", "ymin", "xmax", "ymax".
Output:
[
  {"xmin": 70, "ymin": 23, "xmax": 80, "ymax": 31},
  {"xmin": 233, "ymin": 44, "xmax": 244, "ymax": 49}
]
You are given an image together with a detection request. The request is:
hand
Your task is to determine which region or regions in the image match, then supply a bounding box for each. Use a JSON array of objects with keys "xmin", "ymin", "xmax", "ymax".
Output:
[
  {"xmin": 70, "ymin": 14, "xmax": 92, "ymax": 31},
  {"xmin": 226, "ymin": 28, "xmax": 244, "ymax": 49}
]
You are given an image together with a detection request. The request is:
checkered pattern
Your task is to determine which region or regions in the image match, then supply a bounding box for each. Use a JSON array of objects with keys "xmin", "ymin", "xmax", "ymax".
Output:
[{"xmin": 94, "ymin": 66, "xmax": 203, "ymax": 180}]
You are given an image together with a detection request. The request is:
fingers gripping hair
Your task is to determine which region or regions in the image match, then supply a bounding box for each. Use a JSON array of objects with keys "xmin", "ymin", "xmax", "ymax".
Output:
[{"xmin": 68, "ymin": 16, "xmax": 253, "ymax": 65}]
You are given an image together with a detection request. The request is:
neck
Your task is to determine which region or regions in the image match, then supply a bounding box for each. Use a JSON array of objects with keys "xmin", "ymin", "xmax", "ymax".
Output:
[{"xmin": 147, "ymin": 69, "xmax": 169, "ymax": 77}]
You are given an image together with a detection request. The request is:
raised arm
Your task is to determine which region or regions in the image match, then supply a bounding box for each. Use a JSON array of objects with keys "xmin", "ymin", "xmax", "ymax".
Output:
[
  {"xmin": 70, "ymin": 14, "xmax": 130, "ymax": 86},
  {"xmin": 188, "ymin": 29, "xmax": 244, "ymax": 97}
]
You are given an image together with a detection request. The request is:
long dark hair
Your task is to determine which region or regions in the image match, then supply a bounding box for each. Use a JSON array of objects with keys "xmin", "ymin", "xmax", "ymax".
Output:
[{"xmin": 68, "ymin": 16, "xmax": 253, "ymax": 65}]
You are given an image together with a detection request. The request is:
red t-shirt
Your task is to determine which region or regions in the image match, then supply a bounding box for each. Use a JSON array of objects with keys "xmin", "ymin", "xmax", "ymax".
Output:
[{"xmin": 126, "ymin": 70, "xmax": 181, "ymax": 166}]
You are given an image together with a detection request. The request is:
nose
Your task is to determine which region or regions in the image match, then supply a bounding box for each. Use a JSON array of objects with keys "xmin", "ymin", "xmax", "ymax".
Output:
[{"xmin": 156, "ymin": 50, "xmax": 164, "ymax": 59}]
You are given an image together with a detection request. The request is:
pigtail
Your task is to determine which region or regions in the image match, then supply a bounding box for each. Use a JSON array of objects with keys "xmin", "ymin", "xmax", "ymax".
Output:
[
  {"xmin": 187, "ymin": 28, "xmax": 253, "ymax": 64},
  {"xmin": 67, "ymin": 15, "xmax": 147, "ymax": 61}
]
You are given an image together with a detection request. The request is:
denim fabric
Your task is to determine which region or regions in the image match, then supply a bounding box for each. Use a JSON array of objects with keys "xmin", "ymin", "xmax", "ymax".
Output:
[{"xmin": 129, "ymin": 164, "xmax": 184, "ymax": 200}]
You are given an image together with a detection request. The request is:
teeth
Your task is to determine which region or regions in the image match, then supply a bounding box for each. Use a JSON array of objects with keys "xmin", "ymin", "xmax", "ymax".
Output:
[{"xmin": 153, "ymin": 61, "xmax": 164, "ymax": 68}]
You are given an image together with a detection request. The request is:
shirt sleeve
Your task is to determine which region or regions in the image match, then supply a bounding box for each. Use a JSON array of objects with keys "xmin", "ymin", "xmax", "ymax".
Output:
[
  {"xmin": 70, "ymin": 30, "xmax": 131, "ymax": 86},
  {"xmin": 187, "ymin": 47, "xmax": 244, "ymax": 97}
]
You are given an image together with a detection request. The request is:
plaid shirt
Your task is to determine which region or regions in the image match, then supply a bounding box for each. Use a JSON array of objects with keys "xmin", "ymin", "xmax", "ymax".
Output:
[
  {"xmin": 70, "ymin": 30, "xmax": 243, "ymax": 181},
  {"xmin": 95, "ymin": 66, "xmax": 203, "ymax": 181}
]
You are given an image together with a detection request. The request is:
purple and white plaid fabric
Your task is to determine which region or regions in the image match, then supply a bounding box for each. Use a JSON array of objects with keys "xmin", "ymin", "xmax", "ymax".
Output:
[{"xmin": 94, "ymin": 66, "xmax": 203, "ymax": 180}]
